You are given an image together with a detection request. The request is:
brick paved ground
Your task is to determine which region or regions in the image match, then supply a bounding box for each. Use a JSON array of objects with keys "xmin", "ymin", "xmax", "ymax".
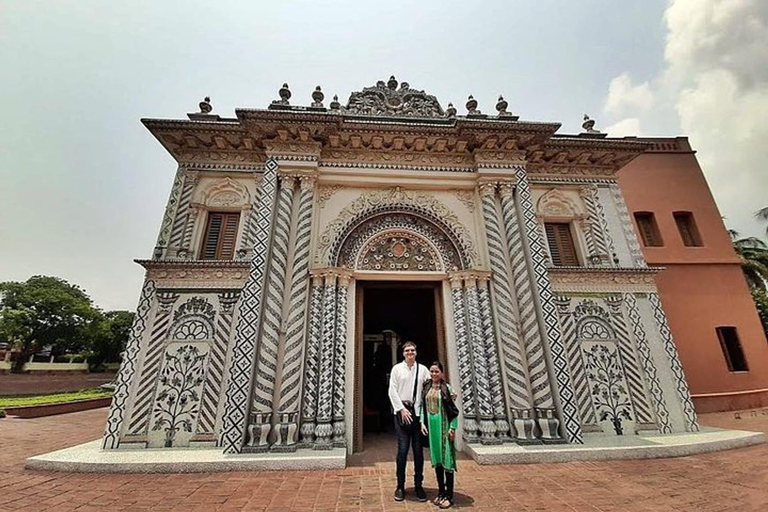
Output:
[
  {"xmin": 1, "ymin": 408, "xmax": 768, "ymax": 511},
  {"xmin": 0, "ymin": 372, "xmax": 116, "ymax": 396}
]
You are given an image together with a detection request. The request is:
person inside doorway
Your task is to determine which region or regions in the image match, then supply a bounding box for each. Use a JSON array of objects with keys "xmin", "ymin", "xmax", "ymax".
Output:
[{"xmin": 388, "ymin": 340, "xmax": 429, "ymax": 502}]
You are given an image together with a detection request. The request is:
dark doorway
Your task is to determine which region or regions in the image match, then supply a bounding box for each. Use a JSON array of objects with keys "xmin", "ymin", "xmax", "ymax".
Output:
[{"xmin": 354, "ymin": 281, "xmax": 444, "ymax": 453}]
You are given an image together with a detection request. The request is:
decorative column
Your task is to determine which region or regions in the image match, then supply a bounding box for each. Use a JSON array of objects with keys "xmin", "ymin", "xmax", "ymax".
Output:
[
  {"xmin": 247, "ymin": 175, "xmax": 296, "ymax": 451},
  {"xmin": 511, "ymin": 168, "xmax": 582, "ymax": 444},
  {"xmin": 178, "ymin": 203, "xmax": 201, "ymax": 259},
  {"xmin": 498, "ymin": 182, "xmax": 549, "ymax": 443},
  {"xmin": 606, "ymin": 296, "xmax": 654, "ymax": 426},
  {"xmin": 168, "ymin": 170, "xmax": 199, "ymax": 257},
  {"xmin": 103, "ymin": 280, "xmax": 156, "ymax": 449},
  {"xmin": 449, "ymin": 275, "xmax": 479, "ymax": 443},
  {"xmin": 273, "ymin": 176, "xmax": 316, "ymax": 450},
  {"xmin": 332, "ymin": 273, "xmax": 351, "ymax": 447},
  {"xmin": 579, "ymin": 185, "xmax": 611, "ymax": 266},
  {"xmin": 153, "ymin": 169, "xmax": 186, "ymax": 259},
  {"xmin": 314, "ymin": 272, "xmax": 338, "ymax": 449},
  {"xmin": 126, "ymin": 291, "xmax": 179, "ymax": 437},
  {"xmin": 463, "ymin": 276, "xmax": 497, "ymax": 444},
  {"xmin": 237, "ymin": 172, "xmax": 264, "ymax": 259},
  {"xmin": 220, "ymin": 158, "xmax": 279, "ymax": 453},
  {"xmin": 299, "ymin": 276, "xmax": 325, "ymax": 447},
  {"xmin": 197, "ymin": 291, "xmax": 240, "ymax": 436},
  {"xmin": 476, "ymin": 276, "xmax": 511, "ymax": 442},
  {"xmin": 478, "ymin": 182, "xmax": 535, "ymax": 443}
]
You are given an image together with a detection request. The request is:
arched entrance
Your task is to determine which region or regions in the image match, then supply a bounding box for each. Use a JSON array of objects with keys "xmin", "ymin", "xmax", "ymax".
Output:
[{"xmin": 330, "ymin": 208, "xmax": 471, "ymax": 453}]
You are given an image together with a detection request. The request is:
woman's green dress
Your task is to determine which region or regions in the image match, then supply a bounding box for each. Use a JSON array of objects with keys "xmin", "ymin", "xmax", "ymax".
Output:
[{"xmin": 421, "ymin": 382, "xmax": 458, "ymax": 471}]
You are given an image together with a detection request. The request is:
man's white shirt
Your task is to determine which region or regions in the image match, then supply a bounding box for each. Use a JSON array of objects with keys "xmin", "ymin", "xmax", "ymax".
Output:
[{"xmin": 388, "ymin": 360, "xmax": 430, "ymax": 414}]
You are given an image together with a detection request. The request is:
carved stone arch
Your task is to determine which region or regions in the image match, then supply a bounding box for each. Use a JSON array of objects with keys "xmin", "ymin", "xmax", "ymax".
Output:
[
  {"xmin": 318, "ymin": 187, "xmax": 477, "ymax": 267},
  {"xmin": 198, "ymin": 177, "xmax": 251, "ymax": 208},
  {"xmin": 332, "ymin": 209, "xmax": 469, "ymax": 271},
  {"xmin": 536, "ymin": 188, "xmax": 585, "ymax": 219}
]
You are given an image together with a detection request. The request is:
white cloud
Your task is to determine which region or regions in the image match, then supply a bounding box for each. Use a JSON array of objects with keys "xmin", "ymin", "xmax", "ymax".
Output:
[
  {"xmin": 604, "ymin": 73, "xmax": 655, "ymax": 115},
  {"xmin": 604, "ymin": 118, "xmax": 643, "ymax": 137}
]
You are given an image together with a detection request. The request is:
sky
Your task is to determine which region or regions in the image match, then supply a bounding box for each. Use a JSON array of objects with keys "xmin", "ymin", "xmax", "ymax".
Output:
[{"xmin": 1, "ymin": 0, "xmax": 766, "ymax": 311}]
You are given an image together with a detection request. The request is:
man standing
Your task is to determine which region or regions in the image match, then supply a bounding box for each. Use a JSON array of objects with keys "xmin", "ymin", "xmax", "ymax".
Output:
[{"xmin": 388, "ymin": 340, "xmax": 429, "ymax": 502}]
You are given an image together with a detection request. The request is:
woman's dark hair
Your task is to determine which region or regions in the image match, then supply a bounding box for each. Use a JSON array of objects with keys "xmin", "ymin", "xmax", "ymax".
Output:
[{"xmin": 429, "ymin": 361, "xmax": 444, "ymax": 372}]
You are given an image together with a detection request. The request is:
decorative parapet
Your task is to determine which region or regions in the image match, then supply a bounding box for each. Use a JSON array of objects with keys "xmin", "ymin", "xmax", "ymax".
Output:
[
  {"xmin": 547, "ymin": 267, "xmax": 662, "ymax": 293},
  {"xmin": 136, "ymin": 259, "xmax": 250, "ymax": 289}
]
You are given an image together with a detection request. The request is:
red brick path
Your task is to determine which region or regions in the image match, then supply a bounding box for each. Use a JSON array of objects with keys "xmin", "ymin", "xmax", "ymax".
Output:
[{"xmin": 1, "ymin": 408, "xmax": 768, "ymax": 511}]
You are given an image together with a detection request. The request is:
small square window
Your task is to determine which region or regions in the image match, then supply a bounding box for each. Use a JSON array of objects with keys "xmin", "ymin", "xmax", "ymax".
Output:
[
  {"xmin": 544, "ymin": 222, "xmax": 579, "ymax": 266},
  {"xmin": 673, "ymin": 211, "xmax": 703, "ymax": 247},
  {"xmin": 633, "ymin": 212, "xmax": 663, "ymax": 247},
  {"xmin": 716, "ymin": 326, "xmax": 748, "ymax": 372}
]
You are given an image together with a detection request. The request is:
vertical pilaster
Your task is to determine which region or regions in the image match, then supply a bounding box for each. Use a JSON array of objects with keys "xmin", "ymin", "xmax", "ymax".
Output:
[
  {"xmin": 178, "ymin": 204, "xmax": 201, "ymax": 259},
  {"xmin": 220, "ymin": 159, "xmax": 279, "ymax": 454},
  {"xmin": 168, "ymin": 170, "xmax": 198, "ymax": 257},
  {"xmin": 332, "ymin": 274, "xmax": 350, "ymax": 447},
  {"xmin": 579, "ymin": 185, "xmax": 610, "ymax": 265},
  {"xmin": 477, "ymin": 277, "xmax": 511, "ymax": 442},
  {"xmin": 479, "ymin": 182, "xmax": 535, "ymax": 443},
  {"xmin": 513, "ymin": 167, "xmax": 581, "ymax": 444},
  {"xmin": 449, "ymin": 275, "xmax": 479, "ymax": 443},
  {"xmin": 103, "ymin": 279, "xmax": 156, "ymax": 449},
  {"xmin": 248, "ymin": 175, "xmax": 296, "ymax": 451},
  {"xmin": 153, "ymin": 169, "xmax": 186, "ymax": 259},
  {"xmin": 299, "ymin": 276, "xmax": 324, "ymax": 447},
  {"xmin": 273, "ymin": 177, "xmax": 316, "ymax": 450},
  {"xmin": 314, "ymin": 273, "xmax": 338, "ymax": 449}
]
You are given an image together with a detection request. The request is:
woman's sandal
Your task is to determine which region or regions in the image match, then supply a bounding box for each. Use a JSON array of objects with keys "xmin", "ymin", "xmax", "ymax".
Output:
[
  {"xmin": 438, "ymin": 498, "xmax": 453, "ymax": 509},
  {"xmin": 432, "ymin": 495, "xmax": 445, "ymax": 506}
]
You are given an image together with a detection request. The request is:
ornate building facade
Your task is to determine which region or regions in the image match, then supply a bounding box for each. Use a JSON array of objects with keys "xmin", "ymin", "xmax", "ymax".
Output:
[{"xmin": 102, "ymin": 78, "xmax": 701, "ymax": 456}]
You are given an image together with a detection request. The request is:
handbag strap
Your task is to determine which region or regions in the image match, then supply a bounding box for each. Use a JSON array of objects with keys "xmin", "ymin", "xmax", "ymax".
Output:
[{"xmin": 411, "ymin": 364, "xmax": 419, "ymax": 403}]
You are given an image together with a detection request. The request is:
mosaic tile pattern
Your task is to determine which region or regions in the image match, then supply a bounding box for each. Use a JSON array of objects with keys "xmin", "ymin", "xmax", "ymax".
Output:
[
  {"xmin": 464, "ymin": 280, "xmax": 496, "ymax": 444},
  {"xmin": 478, "ymin": 280, "xmax": 511, "ymax": 441},
  {"xmin": 649, "ymin": 292, "xmax": 699, "ymax": 432},
  {"xmin": 154, "ymin": 170, "xmax": 185, "ymax": 258},
  {"xmin": 314, "ymin": 275, "xmax": 338, "ymax": 448},
  {"xmin": 451, "ymin": 282, "xmax": 479, "ymax": 443},
  {"xmin": 220, "ymin": 158, "xmax": 278, "ymax": 454},
  {"xmin": 299, "ymin": 280, "xmax": 324, "ymax": 447},
  {"xmin": 609, "ymin": 184, "xmax": 646, "ymax": 268},
  {"xmin": 332, "ymin": 280, "xmax": 348, "ymax": 447},
  {"xmin": 103, "ymin": 279, "xmax": 156, "ymax": 449}
]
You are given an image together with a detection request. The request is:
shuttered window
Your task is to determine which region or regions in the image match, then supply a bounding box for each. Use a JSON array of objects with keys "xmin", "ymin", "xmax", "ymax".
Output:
[
  {"xmin": 200, "ymin": 212, "xmax": 240, "ymax": 260},
  {"xmin": 674, "ymin": 211, "xmax": 703, "ymax": 247},
  {"xmin": 544, "ymin": 222, "xmax": 579, "ymax": 266},
  {"xmin": 634, "ymin": 212, "xmax": 663, "ymax": 247}
]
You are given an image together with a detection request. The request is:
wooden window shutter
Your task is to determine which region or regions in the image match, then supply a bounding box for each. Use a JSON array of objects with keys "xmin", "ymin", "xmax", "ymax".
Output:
[
  {"xmin": 201, "ymin": 212, "xmax": 240, "ymax": 260},
  {"xmin": 674, "ymin": 212, "xmax": 702, "ymax": 247},
  {"xmin": 634, "ymin": 212, "xmax": 662, "ymax": 247},
  {"xmin": 544, "ymin": 223, "xmax": 579, "ymax": 266}
]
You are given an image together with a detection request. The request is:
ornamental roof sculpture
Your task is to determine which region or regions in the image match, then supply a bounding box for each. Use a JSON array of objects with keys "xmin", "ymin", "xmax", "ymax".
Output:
[{"xmin": 341, "ymin": 76, "xmax": 446, "ymax": 118}]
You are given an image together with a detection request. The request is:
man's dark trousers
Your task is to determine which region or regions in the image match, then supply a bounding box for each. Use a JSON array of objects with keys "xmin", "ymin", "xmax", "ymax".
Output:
[{"xmin": 394, "ymin": 415, "xmax": 424, "ymax": 490}]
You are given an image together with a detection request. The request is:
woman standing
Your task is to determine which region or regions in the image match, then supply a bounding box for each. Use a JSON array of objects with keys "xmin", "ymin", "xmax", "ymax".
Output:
[{"xmin": 420, "ymin": 361, "xmax": 459, "ymax": 509}]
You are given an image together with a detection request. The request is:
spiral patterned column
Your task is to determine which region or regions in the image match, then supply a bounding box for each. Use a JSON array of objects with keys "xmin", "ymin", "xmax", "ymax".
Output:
[
  {"xmin": 273, "ymin": 177, "xmax": 316, "ymax": 451},
  {"xmin": 449, "ymin": 275, "xmax": 479, "ymax": 443},
  {"xmin": 299, "ymin": 276, "xmax": 324, "ymax": 447},
  {"xmin": 479, "ymin": 182, "xmax": 535, "ymax": 443},
  {"xmin": 477, "ymin": 277, "xmax": 511, "ymax": 442},
  {"xmin": 247, "ymin": 176, "xmax": 296, "ymax": 451},
  {"xmin": 579, "ymin": 185, "xmax": 609, "ymax": 265},
  {"xmin": 314, "ymin": 273, "xmax": 338, "ymax": 449}
]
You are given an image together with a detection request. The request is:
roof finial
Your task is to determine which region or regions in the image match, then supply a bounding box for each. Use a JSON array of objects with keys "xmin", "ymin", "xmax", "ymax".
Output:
[
  {"xmin": 466, "ymin": 95, "xmax": 479, "ymax": 115},
  {"xmin": 311, "ymin": 86, "xmax": 325, "ymax": 108},
  {"xmin": 582, "ymin": 114, "xmax": 600, "ymax": 133},
  {"xmin": 496, "ymin": 95, "xmax": 512, "ymax": 117},
  {"xmin": 199, "ymin": 96, "xmax": 212, "ymax": 114},
  {"xmin": 446, "ymin": 102, "xmax": 457, "ymax": 118},
  {"xmin": 387, "ymin": 75, "xmax": 398, "ymax": 90},
  {"xmin": 278, "ymin": 83, "xmax": 291, "ymax": 105},
  {"xmin": 330, "ymin": 94, "xmax": 341, "ymax": 111}
]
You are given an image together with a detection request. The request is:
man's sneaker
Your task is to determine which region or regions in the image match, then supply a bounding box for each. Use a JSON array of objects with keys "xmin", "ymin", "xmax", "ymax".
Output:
[
  {"xmin": 394, "ymin": 488, "xmax": 405, "ymax": 502},
  {"xmin": 415, "ymin": 486, "xmax": 427, "ymax": 502}
]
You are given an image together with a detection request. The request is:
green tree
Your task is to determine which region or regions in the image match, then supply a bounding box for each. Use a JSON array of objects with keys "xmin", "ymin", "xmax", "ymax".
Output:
[
  {"xmin": 730, "ymin": 233, "xmax": 768, "ymax": 291},
  {"xmin": 0, "ymin": 276, "xmax": 99, "ymax": 372},
  {"xmin": 85, "ymin": 310, "xmax": 134, "ymax": 371}
]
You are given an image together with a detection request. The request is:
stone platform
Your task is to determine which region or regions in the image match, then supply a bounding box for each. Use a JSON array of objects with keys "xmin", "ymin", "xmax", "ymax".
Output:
[{"xmin": 26, "ymin": 426, "xmax": 763, "ymax": 473}]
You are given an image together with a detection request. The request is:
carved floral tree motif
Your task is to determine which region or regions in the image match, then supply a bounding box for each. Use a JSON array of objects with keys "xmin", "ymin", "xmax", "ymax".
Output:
[
  {"xmin": 357, "ymin": 231, "xmax": 442, "ymax": 271},
  {"xmin": 583, "ymin": 344, "xmax": 633, "ymax": 436},
  {"xmin": 152, "ymin": 344, "xmax": 208, "ymax": 447}
]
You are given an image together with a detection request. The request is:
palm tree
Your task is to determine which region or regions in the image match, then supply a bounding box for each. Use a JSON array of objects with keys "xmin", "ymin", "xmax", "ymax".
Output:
[
  {"xmin": 730, "ymin": 231, "xmax": 768, "ymax": 290},
  {"xmin": 757, "ymin": 207, "xmax": 768, "ymax": 238}
]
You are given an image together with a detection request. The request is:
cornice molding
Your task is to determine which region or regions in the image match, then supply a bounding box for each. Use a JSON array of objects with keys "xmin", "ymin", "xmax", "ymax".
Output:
[{"xmin": 548, "ymin": 267, "xmax": 662, "ymax": 293}]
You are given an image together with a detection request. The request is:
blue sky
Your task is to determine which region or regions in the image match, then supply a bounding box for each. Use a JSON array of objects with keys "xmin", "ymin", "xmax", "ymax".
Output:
[{"xmin": 1, "ymin": 0, "xmax": 765, "ymax": 310}]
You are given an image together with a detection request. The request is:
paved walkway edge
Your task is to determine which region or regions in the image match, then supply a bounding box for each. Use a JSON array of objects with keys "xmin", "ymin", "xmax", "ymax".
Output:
[
  {"xmin": 465, "ymin": 428, "xmax": 766, "ymax": 464},
  {"xmin": 25, "ymin": 440, "xmax": 347, "ymax": 473}
]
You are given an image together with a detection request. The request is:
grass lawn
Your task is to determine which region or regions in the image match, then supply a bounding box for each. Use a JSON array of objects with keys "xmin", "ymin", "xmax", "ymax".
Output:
[{"xmin": 0, "ymin": 388, "xmax": 113, "ymax": 408}]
